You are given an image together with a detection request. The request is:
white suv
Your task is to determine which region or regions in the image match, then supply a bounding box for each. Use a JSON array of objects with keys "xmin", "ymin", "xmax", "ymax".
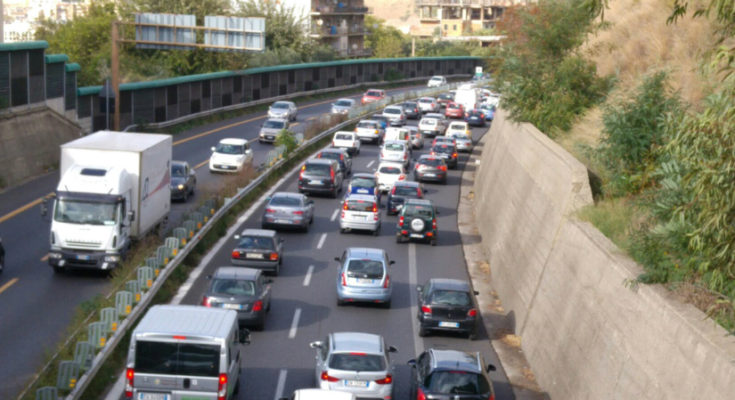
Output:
[
  {"xmin": 375, "ymin": 161, "xmax": 407, "ymax": 193},
  {"xmin": 332, "ymin": 131, "xmax": 361, "ymax": 155}
]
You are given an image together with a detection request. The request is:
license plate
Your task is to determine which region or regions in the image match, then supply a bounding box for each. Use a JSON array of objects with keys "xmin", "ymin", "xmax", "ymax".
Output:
[
  {"xmin": 439, "ymin": 321, "xmax": 460, "ymax": 328},
  {"xmin": 77, "ymin": 255, "xmax": 90, "ymax": 260},
  {"xmin": 223, "ymin": 303, "xmax": 242, "ymax": 310},
  {"xmin": 267, "ymin": 136, "xmax": 274, "ymax": 140},
  {"xmin": 357, "ymin": 278, "xmax": 375, "ymax": 284},
  {"xmin": 137, "ymin": 393, "xmax": 169, "ymax": 400},
  {"xmin": 275, "ymin": 219, "xmax": 291, "ymax": 224},
  {"xmin": 410, "ymin": 233, "xmax": 423, "ymax": 238},
  {"xmin": 246, "ymin": 253, "xmax": 263, "ymax": 259},
  {"xmin": 357, "ymin": 188, "xmax": 369, "ymax": 194},
  {"xmin": 311, "ymin": 180, "xmax": 324, "ymax": 185},
  {"xmin": 424, "ymin": 173, "xmax": 435, "ymax": 177},
  {"xmin": 345, "ymin": 380, "xmax": 369, "ymax": 388}
]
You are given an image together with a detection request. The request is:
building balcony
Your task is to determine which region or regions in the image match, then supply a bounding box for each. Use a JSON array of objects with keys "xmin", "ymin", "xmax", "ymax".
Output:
[
  {"xmin": 310, "ymin": 26, "xmax": 369, "ymax": 38},
  {"xmin": 311, "ymin": 5, "xmax": 369, "ymax": 15},
  {"xmin": 416, "ymin": 0, "xmax": 501, "ymax": 6}
]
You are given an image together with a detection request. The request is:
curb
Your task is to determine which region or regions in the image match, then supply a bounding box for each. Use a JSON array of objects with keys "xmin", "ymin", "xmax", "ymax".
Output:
[{"xmin": 457, "ymin": 129, "xmax": 550, "ymax": 400}]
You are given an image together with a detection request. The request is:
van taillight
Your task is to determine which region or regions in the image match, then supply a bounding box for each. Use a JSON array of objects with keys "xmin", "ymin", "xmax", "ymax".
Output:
[
  {"xmin": 269, "ymin": 252, "xmax": 279, "ymax": 261},
  {"xmin": 299, "ymin": 165, "xmax": 306, "ymax": 179},
  {"xmin": 398, "ymin": 216, "xmax": 404, "ymax": 227},
  {"xmin": 421, "ymin": 305, "xmax": 432, "ymax": 314},
  {"xmin": 124, "ymin": 368, "xmax": 134, "ymax": 398},
  {"xmin": 330, "ymin": 168, "xmax": 335, "ymax": 182},
  {"xmin": 341, "ymin": 273, "xmax": 347, "ymax": 286},
  {"xmin": 217, "ymin": 373, "xmax": 227, "ymax": 400},
  {"xmin": 417, "ymin": 388, "xmax": 426, "ymax": 400},
  {"xmin": 432, "ymin": 219, "xmax": 437, "ymax": 230},
  {"xmin": 232, "ymin": 250, "xmax": 240, "ymax": 259},
  {"xmin": 390, "ymin": 186, "xmax": 396, "ymax": 195},
  {"xmin": 253, "ymin": 300, "xmax": 263, "ymax": 311}
]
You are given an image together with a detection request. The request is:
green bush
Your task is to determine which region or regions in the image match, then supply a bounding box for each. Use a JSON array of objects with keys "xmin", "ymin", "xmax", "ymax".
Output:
[
  {"xmin": 384, "ymin": 69, "xmax": 405, "ymax": 82},
  {"xmin": 275, "ymin": 129, "xmax": 299, "ymax": 155}
]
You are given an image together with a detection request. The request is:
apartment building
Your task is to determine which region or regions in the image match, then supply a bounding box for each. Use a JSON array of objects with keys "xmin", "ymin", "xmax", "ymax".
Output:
[{"xmin": 416, "ymin": 0, "xmax": 517, "ymax": 36}]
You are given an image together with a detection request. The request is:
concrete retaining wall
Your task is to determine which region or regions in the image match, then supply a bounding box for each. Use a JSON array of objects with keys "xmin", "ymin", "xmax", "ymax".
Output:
[
  {"xmin": 474, "ymin": 109, "xmax": 735, "ymax": 399},
  {"xmin": 0, "ymin": 107, "xmax": 81, "ymax": 188}
]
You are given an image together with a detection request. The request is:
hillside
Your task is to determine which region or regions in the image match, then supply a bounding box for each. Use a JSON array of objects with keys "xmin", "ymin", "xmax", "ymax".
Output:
[{"xmin": 365, "ymin": 0, "xmax": 419, "ymax": 33}]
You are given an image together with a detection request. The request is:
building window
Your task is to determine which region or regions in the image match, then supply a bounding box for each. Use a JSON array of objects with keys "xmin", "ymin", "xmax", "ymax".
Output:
[
  {"xmin": 453, "ymin": 24, "xmax": 457, "ymax": 31},
  {"xmin": 444, "ymin": 24, "xmax": 448, "ymax": 31}
]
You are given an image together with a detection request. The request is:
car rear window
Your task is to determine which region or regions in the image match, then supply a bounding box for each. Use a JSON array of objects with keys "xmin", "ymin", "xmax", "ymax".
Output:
[
  {"xmin": 419, "ymin": 98, "xmax": 433, "ymax": 103},
  {"xmin": 404, "ymin": 102, "xmax": 417, "ymax": 108},
  {"xmin": 211, "ymin": 278, "xmax": 256, "ymax": 296},
  {"xmin": 347, "ymin": 259, "xmax": 384, "ymax": 278},
  {"xmin": 346, "ymin": 199, "xmax": 377, "ymax": 212},
  {"xmin": 430, "ymin": 290, "xmax": 471, "ymax": 306},
  {"xmin": 335, "ymin": 133, "xmax": 353, "ymax": 140},
  {"xmin": 425, "ymin": 371, "xmax": 490, "ymax": 394},
  {"xmin": 270, "ymin": 196, "xmax": 301, "ymax": 206},
  {"xmin": 335, "ymin": 99, "xmax": 353, "ymax": 106},
  {"xmin": 238, "ymin": 236, "xmax": 274, "ymax": 250},
  {"xmin": 450, "ymin": 124, "xmax": 465, "ymax": 130},
  {"xmin": 317, "ymin": 152, "xmax": 341, "ymax": 161},
  {"xmin": 433, "ymin": 145, "xmax": 453, "ymax": 153},
  {"xmin": 379, "ymin": 165, "xmax": 402, "ymax": 174},
  {"xmin": 135, "ymin": 341, "xmax": 220, "ymax": 377},
  {"xmin": 271, "ymin": 102, "xmax": 289, "ymax": 109},
  {"xmin": 439, "ymin": 93, "xmax": 453, "ymax": 100},
  {"xmin": 403, "ymin": 204, "xmax": 433, "ymax": 218},
  {"xmin": 384, "ymin": 108, "xmax": 401, "ymax": 115},
  {"xmin": 419, "ymin": 158, "xmax": 443, "ymax": 167},
  {"xmin": 357, "ymin": 122, "xmax": 377, "ymax": 129},
  {"xmin": 367, "ymin": 90, "xmax": 382, "ymax": 97},
  {"xmin": 421, "ymin": 119, "xmax": 437, "ymax": 126},
  {"xmin": 350, "ymin": 177, "xmax": 376, "ymax": 187},
  {"xmin": 304, "ymin": 163, "xmax": 331, "ymax": 176},
  {"xmin": 329, "ymin": 353, "xmax": 386, "ymax": 371},
  {"xmin": 394, "ymin": 186, "xmax": 419, "ymax": 196},
  {"xmin": 384, "ymin": 143, "xmax": 404, "ymax": 151}
]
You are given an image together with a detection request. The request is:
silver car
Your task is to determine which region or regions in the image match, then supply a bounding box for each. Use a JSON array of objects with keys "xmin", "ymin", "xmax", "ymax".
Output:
[
  {"xmin": 417, "ymin": 97, "xmax": 439, "ymax": 114},
  {"xmin": 331, "ymin": 98, "xmax": 356, "ymax": 115},
  {"xmin": 449, "ymin": 132, "xmax": 473, "ymax": 152},
  {"xmin": 259, "ymin": 118, "xmax": 290, "ymax": 143},
  {"xmin": 407, "ymin": 126, "xmax": 423, "ymax": 149},
  {"xmin": 268, "ymin": 101, "xmax": 298, "ymax": 121},
  {"xmin": 262, "ymin": 192, "xmax": 315, "ymax": 231},
  {"xmin": 334, "ymin": 247, "xmax": 394, "ymax": 305},
  {"xmin": 354, "ymin": 120, "xmax": 384, "ymax": 144},
  {"xmin": 310, "ymin": 332, "xmax": 397, "ymax": 399},
  {"xmin": 382, "ymin": 105, "xmax": 406, "ymax": 126},
  {"xmin": 380, "ymin": 140, "xmax": 410, "ymax": 167},
  {"xmin": 339, "ymin": 194, "xmax": 381, "ymax": 235},
  {"xmin": 231, "ymin": 229, "xmax": 284, "ymax": 275}
]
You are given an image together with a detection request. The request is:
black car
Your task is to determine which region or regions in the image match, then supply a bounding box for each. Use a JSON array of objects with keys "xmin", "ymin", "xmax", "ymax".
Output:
[
  {"xmin": 401, "ymin": 101, "xmax": 421, "ymax": 120},
  {"xmin": 437, "ymin": 92, "xmax": 454, "ymax": 108},
  {"xmin": 430, "ymin": 143, "xmax": 458, "ymax": 169},
  {"xmin": 414, "ymin": 155, "xmax": 448, "ymax": 184},
  {"xmin": 315, "ymin": 148, "xmax": 352, "ymax": 176},
  {"xmin": 298, "ymin": 158, "xmax": 344, "ymax": 198},
  {"xmin": 416, "ymin": 278, "xmax": 479, "ymax": 338},
  {"xmin": 202, "ymin": 266, "xmax": 272, "ymax": 330},
  {"xmin": 465, "ymin": 109, "xmax": 486, "ymax": 127},
  {"xmin": 387, "ymin": 181, "xmax": 424, "ymax": 215},
  {"xmin": 408, "ymin": 349, "xmax": 496, "ymax": 400},
  {"xmin": 396, "ymin": 199, "xmax": 438, "ymax": 245},
  {"xmin": 170, "ymin": 160, "xmax": 196, "ymax": 202}
]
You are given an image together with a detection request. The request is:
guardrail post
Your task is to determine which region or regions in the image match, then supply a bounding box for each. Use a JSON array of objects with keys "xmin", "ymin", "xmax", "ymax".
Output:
[
  {"xmin": 100, "ymin": 307, "xmax": 119, "ymax": 333},
  {"xmin": 126, "ymin": 280, "xmax": 141, "ymax": 303},
  {"xmin": 73, "ymin": 341, "xmax": 95, "ymax": 372},
  {"xmin": 88, "ymin": 321, "xmax": 108, "ymax": 349},
  {"xmin": 165, "ymin": 237, "xmax": 180, "ymax": 257},
  {"xmin": 56, "ymin": 361, "xmax": 80, "ymax": 392},
  {"xmin": 156, "ymin": 245, "xmax": 170, "ymax": 266},
  {"xmin": 190, "ymin": 212, "xmax": 204, "ymax": 229},
  {"xmin": 35, "ymin": 386, "xmax": 58, "ymax": 400},
  {"xmin": 204, "ymin": 198, "xmax": 217, "ymax": 215},
  {"xmin": 137, "ymin": 266, "xmax": 154, "ymax": 290},
  {"xmin": 183, "ymin": 220, "xmax": 197, "ymax": 238},
  {"xmin": 146, "ymin": 256, "xmax": 161, "ymax": 277},
  {"xmin": 116, "ymin": 291, "xmax": 133, "ymax": 317},
  {"xmin": 173, "ymin": 227, "xmax": 188, "ymax": 247}
]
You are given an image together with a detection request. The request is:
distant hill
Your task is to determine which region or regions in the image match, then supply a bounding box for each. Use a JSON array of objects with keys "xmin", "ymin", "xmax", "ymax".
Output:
[{"xmin": 365, "ymin": 0, "xmax": 419, "ymax": 33}]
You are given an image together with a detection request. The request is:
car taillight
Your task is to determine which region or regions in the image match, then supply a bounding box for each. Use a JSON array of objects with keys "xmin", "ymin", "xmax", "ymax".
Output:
[
  {"xmin": 468, "ymin": 308, "xmax": 477, "ymax": 317},
  {"xmin": 343, "ymin": 202, "xmax": 349, "ymax": 210},
  {"xmin": 330, "ymin": 168, "xmax": 335, "ymax": 182},
  {"xmin": 269, "ymin": 252, "xmax": 279, "ymax": 261},
  {"xmin": 399, "ymin": 216, "xmax": 404, "ymax": 227},
  {"xmin": 202, "ymin": 296, "xmax": 212, "ymax": 307},
  {"xmin": 124, "ymin": 368, "xmax": 134, "ymax": 398},
  {"xmin": 299, "ymin": 165, "xmax": 306, "ymax": 179},
  {"xmin": 375, "ymin": 374, "xmax": 393, "ymax": 384},
  {"xmin": 321, "ymin": 371, "xmax": 339, "ymax": 382},
  {"xmin": 231, "ymin": 250, "xmax": 240, "ymax": 259},
  {"xmin": 380, "ymin": 151, "xmax": 385, "ymax": 158},
  {"xmin": 383, "ymin": 275, "xmax": 390, "ymax": 288},
  {"xmin": 439, "ymin": 165, "xmax": 447, "ymax": 171},
  {"xmin": 341, "ymin": 273, "xmax": 347, "ymax": 286},
  {"xmin": 417, "ymin": 388, "xmax": 426, "ymax": 400},
  {"xmin": 421, "ymin": 305, "xmax": 432, "ymax": 314},
  {"xmin": 452, "ymin": 152, "xmax": 458, "ymax": 158},
  {"xmin": 265, "ymin": 208, "xmax": 276, "ymax": 214},
  {"xmin": 430, "ymin": 151, "xmax": 436, "ymax": 156},
  {"xmin": 404, "ymin": 152, "xmax": 408, "ymax": 160},
  {"xmin": 374, "ymin": 129, "xmax": 379, "ymax": 135},
  {"xmin": 432, "ymin": 219, "xmax": 437, "ymax": 229},
  {"xmin": 372, "ymin": 203, "xmax": 378, "ymax": 213},
  {"xmin": 253, "ymin": 300, "xmax": 263, "ymax": 312},
  {"xmin": 390, "ymin": 186, "xmax": 396, "ymax": 195},
  {"xmin": 217, "ymin": 373, "xmax": 227, "ymax": 400},
  {"xmin": 292, "ymin": 210, "xmax": 304, "ymax": 215},
  {"xmin": 398, "ymin": 174, "xmax": 406, "ymax": 181},
  {"xmin": 417, "ymin": 188, "xmax": 423, "ymax": 197},
  {"xmin": 341, "ymin": 211, "xmax": 345, "ymax": 219},
  {"xmin": 488, "ymin": 395, "xmax": 495, "ymax": 400}
]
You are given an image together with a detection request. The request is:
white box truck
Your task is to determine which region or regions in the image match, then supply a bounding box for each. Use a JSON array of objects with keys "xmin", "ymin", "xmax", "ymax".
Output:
[
  {"xmin": 454, "ymin": 87, "xmax": 479, "ymax": 111},
  {"xmin": 45, "ymin": 131, "xmax": 172, "ymax": 272}
]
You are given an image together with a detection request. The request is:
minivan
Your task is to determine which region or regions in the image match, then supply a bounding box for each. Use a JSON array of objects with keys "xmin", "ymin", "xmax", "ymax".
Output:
[
  {"xmin": 298, "ymin": 158, "xmax": 344, "ymax": 198},
  {"xmin": 125, "ymin": 305, "xmax": 250, "ymax": 400}
]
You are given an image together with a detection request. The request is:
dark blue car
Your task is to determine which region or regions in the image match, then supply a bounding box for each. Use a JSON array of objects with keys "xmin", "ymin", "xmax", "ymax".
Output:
[
  {"xmin": 465, "ymin": 110, "xmax": 486, "ymax": 127},
  {"xmin": 479, "ymin": 105, "xmax": 495, "ymax": 121},
  {"xmin": 346, "ymin": 173, "xmax": 381, "ymax": 204}
]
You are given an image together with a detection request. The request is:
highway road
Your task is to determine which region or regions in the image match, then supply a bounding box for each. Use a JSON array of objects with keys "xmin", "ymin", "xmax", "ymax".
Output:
[
  {"xmin": 0, "ymin": 86, "xmax": 424, "ymax": 399},
  {"xmin": 171, "ymin": 117, "xmax": 510, "ymax": 399}
]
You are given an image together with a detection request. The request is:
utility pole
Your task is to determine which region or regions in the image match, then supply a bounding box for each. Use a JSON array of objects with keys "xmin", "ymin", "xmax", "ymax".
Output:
[
  {"xmin": 111, "ymin": 21, "xmax": 120, "ymax": 131},
  {"xmin": 411, "ymin": 36, "xmax": 415, "ymax": 57}
]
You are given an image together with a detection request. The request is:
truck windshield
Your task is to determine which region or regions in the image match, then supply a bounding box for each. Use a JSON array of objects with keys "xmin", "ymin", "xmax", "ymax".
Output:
[{"xmin": 54, "ymin": 199, "xmax": 118, "ymax": 225}]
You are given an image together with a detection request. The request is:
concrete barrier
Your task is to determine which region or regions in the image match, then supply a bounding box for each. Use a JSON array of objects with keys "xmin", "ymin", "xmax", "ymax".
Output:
[{"xmin": 473, "ymin": 109, "xmax": 735, "ymax": 399}]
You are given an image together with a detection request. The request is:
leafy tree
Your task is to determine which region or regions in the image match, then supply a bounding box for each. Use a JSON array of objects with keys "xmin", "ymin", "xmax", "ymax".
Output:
[
  {"xmin": 365, "ymin": 16, "xmax": 408, "ymax": 58},
  {"xmin": 235, "ymin": 0, "xmax": 308, "ymax": 56},
  {"xmin": 121, "ymin": 0, "xmax": 232, "ymax": 18}
]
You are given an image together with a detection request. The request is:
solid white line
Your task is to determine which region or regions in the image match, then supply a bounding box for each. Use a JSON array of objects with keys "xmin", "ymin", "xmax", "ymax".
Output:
[
  {"xmin": 289, "ymin": 308, "xmax": 302, "ymax": 339},
  {"xmin": 303, "ymin": 265, "xmax": 315, "ymax": 286},
  {"xmin": 408, "ymin": 243, "xmax": 423, "ymax": 358},
  {"xmin": 273, "ymin": 369, "xmax": 288, "ymax": 400},
  {"xmin": 330, "ymin": 208, "xmax": 340, "ymax": 222},
  {"xmin": 317, "ymin": 233, "xmax": 327, "ymax": 249},
  {"xmin": 367, "ymin": 160, "xmax": 375, "ymax": 168}
]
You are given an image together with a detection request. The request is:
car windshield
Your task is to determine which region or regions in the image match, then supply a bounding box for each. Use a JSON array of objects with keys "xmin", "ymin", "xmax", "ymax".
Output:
[
  {"xmin": 211, "ymin": 278, "xmax": 256, "ymax": 296},
  {"xmin": 329, "ymin": 353, "xmax": 386, "ymax": 371},
  {"xmin": 335, "ymin": 134, "xmax": 353, "ymax": 140},
  {"xmin": 270, "ymin": 196, "xmax": 301, "ymax": 206},
  {"xmin": 237, "ymin": 236, "xmax": 274, "ymax": 250},
  {"xmin": 215, "ymin": 143, "xmax": 244, "ymax": 154},
  {"xmin": 426, "ymin": 371, "xmax": 489, "ymax": 395},
  {"xmin": 430, "ymin": 290, "xmax": 471, "ymax": 306},
  {"xmin": 263, "ymin": 120, "xmax": 285, "ymax": 129},
  {"xmin": 384, "ymin": 108, "xmax": 401, "ymax": 115},
  {"xmin": 439, "ymin": 93, "xmax": 453, "ymax": 100},
  {"xmin": 379, "ymin": 165, "xmax": 402, "ymax": 174},
  {"xmin": 304, "ymin": 163, "xmax": 331, "ymax": 176},
  {"xmin": 271, "ymin": 102, "xmax": 289, "ymax": 109},
  {"xmin": 452, "ymin": 133, "xmax": 470, "ymax": 140},
  {"xmin": 421, "ymin": 119, "xmax": 437, "ymax": 126},
  {"xmin": 404, "ymin": 102, "xmax": 417, "ymax": 108},
  {"xmin": 335, "ymin": 99, "xmax": 353, "ymax": 106},
  {"xmin": 433, "ymin": 145, "xmax": 453, "ymax": 154},
  {"xmin": 419, "ymin": 98, "xmax": 434, "ymax": 103},
  {"xmin": 419, "ymin": 158, "xmax": 443, "ymax": 167},
  {"xmin": 357, "ymin": 122, "xmax": 377, "ymax": 129},
  {"xmin": 372, "ymin": 115, "xmax": 387, "ymax": 121},
  {"xmin": 54, "ymin": 199, "xmax": 118, "ymax": 225},
  {"xmin": 346, "ymin": 199, "xmax": 376, "ymax": 212},
  {"xmin": 403, "ymin": 204, "xmax": 433, "ymax": 218},
  {"xmin": 366, "ymin": 90, "xmax": 382, "ymax": 97},
  {"xmin": 351, "ymin": 177, "xmax": 376, "ymax": 187},
  {"xmin": 430, "ymin": 76, "xmax": 442, "ymax": 81},
  {"xmin": 394, "ymin": 186, "xmax": 419, "ymax": 196},
  {"xmin": 385, "ymin": 143, "xmax": 404, "ymax": 151},
  {"xmin": 347, "ymin": 259, "xmax": 384, "ymax": 278},
  {"xmin": 171, "ymin": 164, "xmax": 187, "ymax": 177}
]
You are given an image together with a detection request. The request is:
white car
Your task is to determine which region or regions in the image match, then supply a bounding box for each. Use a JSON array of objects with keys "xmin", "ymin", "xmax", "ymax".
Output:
[
  {"xmin": 417, "ymin": 97, "xmax": 439, "ymax": 114},
  {"xmin": 382, "ymin": 105, "xmax": 406, "ymax": 126},
  {"xmin": 427, "ymin": 75, "xmax": 447, "ymax": 87},
  {"xmin": 209, "ymin": 138, "xmax": 253, "ymax": 173},
  {"xmin": 282, "ymin": 389, "xmax": 356, "ymax": 400},
  {"xmin": 339, "ymin": 194, "xmax": 381, "ymax": 235},
  {"xmin": 267, "ymin": 101, "xmax": 297, "ymax": 121},
  {"xmin": 380, "ymin": 140, "xmax": 410, "ymax": 167},
  {"xmin": 448, "ymin": 131, "xmax": 473, "ymax": 152},
  {"xmin": 446, "ymin": 121, "xmax": 471, "ymax": 137},
  {"xmin": 375, "ymin": 161, "xmax": 407, "ymax": 193},
  {"xmin": 418, "ymin": 117, "xmax": 443, "ymax": 138},
  {"xmin": 407, "ymin": 126, "xmax": 423, "ymax": 149},
  {"xmin": 331, "ymin": 98, "xmax": 356, "ymax": 115},
  {"xmin": 332, "ymin": 131, "xmax": 361, "ymax": 155},
  {"xmin": 354, "ymin": 120, "xmax": 383, "ymax": 144}
]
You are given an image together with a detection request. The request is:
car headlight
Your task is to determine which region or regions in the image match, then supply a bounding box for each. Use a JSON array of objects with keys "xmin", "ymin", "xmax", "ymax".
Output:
[
  {"xmin": 177, "ymin": 184, "xmax": 185, "ymax": 190},
  {"xmin": 104, "ymin": 255, "xmax": 120, "ymax": 263},
  {"xmin": 49, "ymin": 252, "xmax": 63, "ymax": 259}
]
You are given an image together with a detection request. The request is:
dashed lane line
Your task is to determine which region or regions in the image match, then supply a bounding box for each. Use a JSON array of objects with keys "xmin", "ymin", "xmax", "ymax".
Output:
[
  {"xmin": 303, "ymin": 265, "xmax": 314, "ymax": 287},
  {"xmin": 288, "ymin": 308, "xmax": 302, "ymax": 339},
  {"xmin": 273, "ymin": 369, "xmax": 287, "ymax": 400},
  {"xmin": 316, "ymin": 233, "xmax": 327, "ymax": 249},
  {"xmin": 330, "ymin": 208, "xmax": 340, "ymax": 222}
]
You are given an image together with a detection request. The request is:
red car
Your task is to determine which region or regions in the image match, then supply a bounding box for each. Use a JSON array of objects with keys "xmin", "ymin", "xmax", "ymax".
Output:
[
  {"xmin": 444, "ymin": 102, "xmax": 464, "ymax": 119},
  {"xmin": 361, "ymin": 89, "xmax": 386, "ymax": 105}
]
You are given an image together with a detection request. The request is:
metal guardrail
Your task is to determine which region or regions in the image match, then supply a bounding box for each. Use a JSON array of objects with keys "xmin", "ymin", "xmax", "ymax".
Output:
[{"xmin": 26, "ymin": 79, "xmax": 466, "ymax": 400}]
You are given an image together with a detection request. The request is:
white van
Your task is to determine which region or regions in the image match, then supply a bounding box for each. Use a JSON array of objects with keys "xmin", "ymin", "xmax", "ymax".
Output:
[
  {"xmin": 125, "ymin": 305, "xmax": 250, "ymax": 400},
  {"xmin": 384, "ymin": 127, "xmax": 410, "ymax": 146},
  {"xmin": 454, "ymin": 88, "xmax": 479, "ymax": 111}
]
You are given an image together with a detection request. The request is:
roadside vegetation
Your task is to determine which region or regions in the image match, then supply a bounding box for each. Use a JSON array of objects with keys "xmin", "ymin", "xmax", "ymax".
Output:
[{"xmin": 492, "ymin": 0, "xmax": 735, "ymax": 330}]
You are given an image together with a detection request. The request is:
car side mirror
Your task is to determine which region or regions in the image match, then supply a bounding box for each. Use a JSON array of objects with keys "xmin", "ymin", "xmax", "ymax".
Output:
[
  {"xmin": 474, "ymin": 290, "xmax": 480, "ymax": 295},
  {"xmin": 239, "ymin": 328, "xmax": 251, "ymax": 345},
  {"xmin": 486, "ymin": 364, "xmax": 497, "ymax": 372},
  {"xmin": 388, "ymin": 345, "xmax": 398, "ymax": 353},
  {"xmin": 416, "ymin": 286, "xmax": 423, "ymax": 292},
  {"xmin": 211, "ymin": 146, "xmax": 216, "ymax": 152},
  {"xmin": 234, "ymin": 234, "xmax": 241, "ymax": 240},
  {"xmin": 334, "ymin": 257, "xmax": 341, "ymax": 262},
  {"xmin": 127, "ymin": 210, "xmax": 135, "ymax": 222},
  {"xmin": 389, "ymin": 260, "xmax": 395, "ymax": 265},
  {"xmin": 309, "ymin": 341, "xmax": 323, "ymax": 349},
  {"xmin": 407, "ymin": 359, "xmax": 417, "ymax": 367}
]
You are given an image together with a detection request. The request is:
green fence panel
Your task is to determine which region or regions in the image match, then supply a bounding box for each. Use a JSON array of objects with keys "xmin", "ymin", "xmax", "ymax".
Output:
[
  {"xmin": 88, "ymin": 321, "xmax": 107, "ymax": 349},
  {"xmin": 183, "ymin": 220, "xmax": 197, "ymax": 237},
  {"xmin": 35, "ymin": 386, "xmax": 58, "ymax": 400},
  {"xmin": 56, "ymin": 361, "xmax": 80, "ymax": 392},
  {"xmin": 73, "ymin": 341, "xmax": 95, "ymax": 372},
  {"xmin": 173, "ymin": 227, "xmax": 188, "ymax": 247},
  {"xmin": 190, "ymin": 212, "xmax": 204, "ymax": 229},
  {"xmin": 100, "ymin": 307, "xmax": 119, "ymax": 334},
  {"xmin": 197, "ymin": 206, "xmax": 212, "ymax": 222},
  {"xmin": 156, "ymin": 245, "xmax": 170, "ymax": 266},
  {"xmin": 126, "ymin": 280, "xmax": 141, "ymax": 303},
  {"xmin": 137, "ymin": 266, "xmax": 154, "ymax": 290},
  {"xmin": 146, "ymin": 256, "xmax": 161, "ymax": 277},
  {"xmin": 165, "ymin": 237, "xmax": 180, "ymax": 257},
  {"xmin": 115, "ymin": 291, "xmax": 134, "ymax": 317}
]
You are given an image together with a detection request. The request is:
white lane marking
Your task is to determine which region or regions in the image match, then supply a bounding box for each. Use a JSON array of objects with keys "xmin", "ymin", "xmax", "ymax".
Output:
[
  {"xmin": 317, "ymin": 233, "xmax": 327, "ymax": 249},
  {"xmin": 303, "ymin": 265, "xmax": 314, "ymax": 286},
  {"xmin": 289, "ymin": 308, "xmax": 302, "ymax": 339},
  {"xmin": 367, "ymin": 160, "xmax": 375, "ymax": 168},
  {"xmin": 273, "ymin": 369, "xmax": 287, "ymax": 400},
  {"xmin": 408, "ymin": 243, "xmax": 423, "ymax": 358},
  {"xmin": 330, "ymin": 208, "xmax": 340, "ymax": 222}
]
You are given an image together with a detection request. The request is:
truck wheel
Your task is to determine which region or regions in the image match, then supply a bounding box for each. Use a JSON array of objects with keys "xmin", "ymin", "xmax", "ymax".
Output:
[{"xmin": 53, "ymin": 265, "xmax": 64, "ymax": 274}]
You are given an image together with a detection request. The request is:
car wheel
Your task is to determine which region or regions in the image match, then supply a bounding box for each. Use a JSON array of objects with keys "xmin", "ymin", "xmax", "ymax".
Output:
[
  {"xmin": 273, "ymin": 261, "xmax": 281, "ymax": 276},
  {"xmin": 52, "ymin": 265, "xmax": 64, "ymax": 274},
  {"xmin": 382, "ymin": 299, "xmax": 391, "ymax": 309},
  {"xmin": 309, "ymin": 214, "xmax": 314, "ymax": 224},
  {"xmin": 418, "ymin": 326, "xmax": 428, "ymax": 337},
  {"xmin": 182, "ymin": 190, "xmax": 188, "ymax": 202},
  {"xmin": 396, "ymin": 235, "xmax": 404, "ymax": 244},
  {"xmin": 0, "ymin": 256, "xmax": 4, "ymax": 273},
  {"xmin": 373, "ymin": 226, "xmax": 380, "ymax": 236},
  {"xmin": 301, "ymin": 223, "xmax": 309, "ymax": 233},
  {"xmin": 337, "ymin": 298, "xmax": 346, "ymax": 306},
  {"xmin": 253, "ymin": 318, "xmax": 265, "ymax": 332},
  {"xmin": 339, "ymin": 227, "xmax": 346, "ymax": 234},
  {"xmin": 331, "ymin": 187, "xmax": 338, "ymax": 198},
  {"xmin": 431, "ymin": 238, "xmax": 437, "ymax": 246},
  {"xmin": 468, "ymin": 330, "xmax": 478, "ymax": 341}
]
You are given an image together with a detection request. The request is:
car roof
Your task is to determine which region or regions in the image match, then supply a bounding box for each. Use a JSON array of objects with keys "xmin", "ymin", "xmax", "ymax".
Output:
[
  {"xmin": 425, "ymin": 113, "xmax": 444, "ymax": 118},
  {"xmin": 378, "ymin": 161, "xmax": 405, "ymax": 168},
  {"xmin": 384, "ymin": 105, "xmax": 402, "ymax": 110},
  {"xmin": 334, "ymin": 130, "xmax": 356, "ymax": 136},
  {"xmin": 265, "ymin": 117, "xmax": 288, "ymax": 122},
  {"xmin": 220, "ymin": 138, "xmax": 248, "ymax": 145},
  {"xmin": 352, "ymin": 173, "xmax": 376, "ymax": 179},
  {"xmin": 271, "ymin": 191, "xmax": 303, "ymax": 200},
  {"xmin": 336, "ymin": 98, "xmax": 355, "ymax": 103},
  {"xmin": 212, "ymin": 266, "xmax": 260, "ymax": 280},
  {"xmin": 358, "ymin": 119, "xmax": 379, "ymax": 124},
  {"xmin": 271, "ymin": 101, "xmax": 292, "ymax": 106},
  {"xmin": 429, "ymin": 278, "xmax": 471, "ymax": 291},
  {"xmin": 393, "ymin": 181, "xmax": 420, "ymax": 188},
  {"xmin": 417, "ymin": 154, "xmax": 443, "ymax": 161},
  {"xmin": 405, "ymin": 198, "xmax": 433, "ymax": 206},
  {"xmin": 293, "ymin": 389, "xmax": 356, "ymax": 400},
  {"xmin": 429, "ymin": 349, "xmax": 482, "ymax": 373},
  {"xmin": 450, "ymin": 121, "xmax": 468, "ymax": 127},
  {"xmin": 320, "ymin": 148, "xmax": 348, "ymax": 155},
  {"xmin": 171, "ymin": 160, "xmax": 188, "ymax": 167},
  {"xmin": 239, "ymin": 228, "xmax": 277, "ymax": 237},
  {"xmin": 305, "ymin": 158, "xmax": 336, "ymax": 166},
  {"xmin": 345, "ymin": 247, "xmax": 385, "ymax": 259},
  {"xmin": 383, "ymin": 140, "xmax": 406, "ymax": 147},
  {"xmin": 344, "ymin": 194, "xmax": 378, "ymax": 203},
  {"xmin": 419, "ymin": 97, "xmax": 436, "ymax": 100},
  {"xmin": 331, "ymin": 332, "xmax": 383, "ymax": 354}
]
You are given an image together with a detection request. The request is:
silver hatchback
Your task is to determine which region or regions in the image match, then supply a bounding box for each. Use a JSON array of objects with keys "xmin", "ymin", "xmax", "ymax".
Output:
[
  {"xmin": 262, "ymin": 192, "xmax": 315, "ymax": 231},
  {"xmin": 339, "ymin": 194, "xmax": 381, "ymax": 235},
  {"xmin": 310, "ymin": 332, "xmax": 397, "ymax": 399},
  {"xmin": 335, "ymin": 247, "xmax": 393, "ymax": 306}
]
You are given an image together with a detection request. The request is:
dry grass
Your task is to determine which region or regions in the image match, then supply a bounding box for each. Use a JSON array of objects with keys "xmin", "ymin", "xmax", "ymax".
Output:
[
  {"xmin": 304, "ymin": 113, "xmax": 348, "ymax": 140},
  {"xmin": 199, "ymin": 164, "xmax": 257, "ymax": 202}
]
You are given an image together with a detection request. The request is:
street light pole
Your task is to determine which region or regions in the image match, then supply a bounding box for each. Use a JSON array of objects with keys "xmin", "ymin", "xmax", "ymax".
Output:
[{"xmin": 111, "ymin": 21, "xmax": 120, "ymax": 131}]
